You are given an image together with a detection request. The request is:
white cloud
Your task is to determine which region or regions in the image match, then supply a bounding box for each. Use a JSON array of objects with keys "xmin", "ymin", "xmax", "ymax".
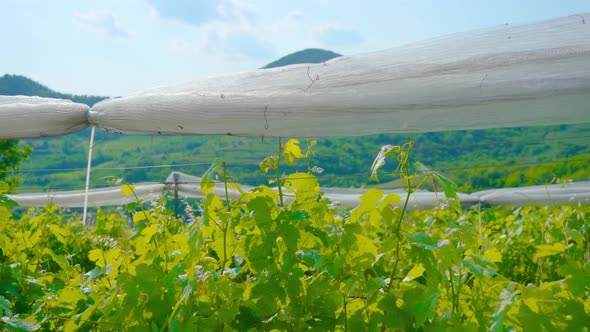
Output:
[
  {"xmin": 146, "ymin": 0, "xmax": 255, "ymax": 26},
  {"xmin": 74, "ymin": 11, "xmax": 131, "ymax": 38},
  {"xmin": 318, "ymin": 24, "xmax": 363, "ymax": 48},
  {"xmin": 168, "ymin": 39, "xmax": 200, "ymax": 56},
  {"xmin": 145, "ymin": 0, "xmax": 218, "ymax": 26},
  {"xmin": 272, "ymin": 11, "xmax": 303, "ymax": 33},
  {"xmin": 148, "ymin": 0, "xmax": 271, "ymax": 60}
]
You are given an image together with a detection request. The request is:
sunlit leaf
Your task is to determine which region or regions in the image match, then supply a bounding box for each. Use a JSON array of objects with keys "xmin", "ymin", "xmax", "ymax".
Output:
[
  {"xmin": 0, "ymin": 182, "xmax": 9, "ymax": 194},
  {"xmin": 259, "ymin": 156, "xmax": 276, "ymax": 173},
  {"xmin": 120, "ymin": 184, "xmax": 134, "ymax": 198},
  {"xmin": 133, "ymin": 211, "xmax": 149, "ymax": 224},
  {"xmin": 533, "ymin": 243, "xmax": 568, "ymax": 261},
  {"xmin": 88, "ymin": 249, "xmax": 106, "ymax": 268},
  {"xmin": 284, "ymin": 139, "xmax": 305, "ymax": 166},
  {"xmin": 403, "ymin": 264, "xmax": 426, "ymax": 282},
  {"xmin": 284, "ymin": 172, "xmax": 319, "ymax": 201},
  {"xmin": 483, "ymin": 247, "xmax": 503, "ymax": 263}
]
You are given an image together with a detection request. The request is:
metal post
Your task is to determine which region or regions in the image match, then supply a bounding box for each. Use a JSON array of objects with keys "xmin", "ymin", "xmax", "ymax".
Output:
[
  {"xmin": 82, "ymin": 126, "xmax": 96, "ymax": 226},
  {"xmin": 173, "ymin": 172, "xmax": 180, "ymax": 218}
]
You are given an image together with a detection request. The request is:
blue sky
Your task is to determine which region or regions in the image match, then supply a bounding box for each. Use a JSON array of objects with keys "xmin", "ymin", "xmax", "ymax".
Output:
[{"xmin": 1, "ymin": 0, "xmax": 589, "ymax": 96}]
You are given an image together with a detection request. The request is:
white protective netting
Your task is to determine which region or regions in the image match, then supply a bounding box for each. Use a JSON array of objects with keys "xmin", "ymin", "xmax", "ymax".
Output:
[
  {"xmin": 89, "ymin": 13, "xmax": 590, "ymax": 137},
  {"xmin": 0, "ymin": 96, "xmax": 89, "ymax": 139},
  {"xmin": 9, "ymin": 184, "xmax": 165, "ymax": 208},
  {"xmin": 8, "ymin": 172, "xmax": 590, "ymax": 209},
  {"xmin": 474, "ymin": 181, "xmax": 590, "ymax": 206}
]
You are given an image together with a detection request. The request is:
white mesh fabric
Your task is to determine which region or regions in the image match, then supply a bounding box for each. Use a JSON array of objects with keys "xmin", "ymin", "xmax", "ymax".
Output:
[
  {"xmin": 8, "ymin": 184, "xmax": 165, "ymax": 208},
  {"xmin": 0, "ymin": 96, "xmax": 89, "ymax": 139},
  {"xmin": 8, "ymin": 172, "xmax": 589, "ymax": 209},
  {"xmin": 89, "ymin": 13, "xmax": 590, "ymax": 137},
  {"xmin": 473, "ymin": 181, "xmax": 590, "ymax": 206}
]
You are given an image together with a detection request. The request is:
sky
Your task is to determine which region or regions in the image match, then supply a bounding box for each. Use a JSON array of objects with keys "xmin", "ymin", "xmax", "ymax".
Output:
[{"xmin": 1, "ymin": 0, "xmax": 589, "ymax": 97}]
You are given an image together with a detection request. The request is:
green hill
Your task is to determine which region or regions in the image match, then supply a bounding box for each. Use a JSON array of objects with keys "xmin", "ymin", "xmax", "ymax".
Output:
[
  {"xmin": 261, "ymin": 49, "xmax": 341, "ymax": 69},
  {"xmin": 2, "ymin": 50, "xmax": 589, "ymax": 193},
  {"xmin": 0, "ymin": 74, "xmax": 107, "ymax": 106}
]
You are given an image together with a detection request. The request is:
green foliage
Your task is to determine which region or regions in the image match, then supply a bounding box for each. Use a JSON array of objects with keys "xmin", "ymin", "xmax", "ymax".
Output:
[
  {"xmin": 1, "ymin": 153, "xmax": 589, "ymax": 330},
  {"xmin": 0, "ymin": 74, "xmax": 107, "ymax": 106},
  {"xmin": 0, "ymin": 139, "xmax": 32, "ymax": 190}
]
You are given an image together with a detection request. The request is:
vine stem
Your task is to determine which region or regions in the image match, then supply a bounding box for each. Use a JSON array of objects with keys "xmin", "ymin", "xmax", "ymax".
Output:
[
  {"xmin": 276, "ymin": 137, "xmax": 285, "ymax": 207},
  {"xmin": 343, "ymin": 294, "xmax": 348, "ymax": 332},
  {"xmin": 386, "ymin": 141, "xmax": 414, "ymax": 292},
  {"xmin": 449, "ymin": 267, "xmax": 457, "ymax": 314},
  {"xmin": 221, "ymin": 162, "xmax": 230, "ymax": 269},
  {"xmin": 222, "ymin": 162, "xmax": 231, "ymax": 212}
]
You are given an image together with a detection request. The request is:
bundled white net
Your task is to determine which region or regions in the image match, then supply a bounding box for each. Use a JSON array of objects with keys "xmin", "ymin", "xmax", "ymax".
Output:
[
  {"xmin": 8, "ymin": 172, "xmax": 589, "ymax": 209},
  {"xmin": 0, "ymin": 96, "xmax": 89, "ymax": 139},
  {"xmin": 89, "ymin": 13, "xmax": 590, "ymax": 137},
  {"xmin": 9, "ymin": 183, "xmax": 165, "ymax": 208},
  {"xmin": 474, "ymin": 181, "xmax": 590, "ymax": 206}
]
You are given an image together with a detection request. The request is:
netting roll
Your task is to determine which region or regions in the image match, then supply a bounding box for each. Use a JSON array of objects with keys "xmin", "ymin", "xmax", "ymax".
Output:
[
  {"xmin": 8, "ymin": 171, "xmax": 590, "ymax": 208},
  {"xmin": 474, "ymin": 181, "xmax": 590, "ymax": 206},
  {"xmin": 8, "ymin": 184, "xmax": 165, "ymax": 208},
  {"xmin": 0, "ymin": 96, "xmax": 90, "ymax": 139},
  {"xmin": 89, "ymin": 13, "xmax": 590, "ymax": 137}
]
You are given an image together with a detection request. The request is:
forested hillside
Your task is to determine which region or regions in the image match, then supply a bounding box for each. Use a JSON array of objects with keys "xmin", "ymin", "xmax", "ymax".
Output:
[
  {"xmin": 0, "ymin": 74, "xmax": 106, "ymax": 106},
  {"xmin": 261, "ymin": 48, "xmax": 342, "ymax": 69},
  {"xmin": 2, "ymin": 49, "xmax": 589, "ymax": 193}
]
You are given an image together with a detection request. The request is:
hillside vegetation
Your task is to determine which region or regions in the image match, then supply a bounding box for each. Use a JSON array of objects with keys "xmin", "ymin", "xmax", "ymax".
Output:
[
  {"xmin": 261, "ymin": 48, "xmax": 341, "ymax": 69},
  {"xmin": 0, "ymin": 74, "xmax": 106, "ymax": 106},
  {"xmin": 1, "ymin": 49, "xmax": 589, "ymax": 193}
]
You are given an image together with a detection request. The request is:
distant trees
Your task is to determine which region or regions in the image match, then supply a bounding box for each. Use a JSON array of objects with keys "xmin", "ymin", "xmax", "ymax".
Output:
[
  {"xmin": 0, "ymin": 74, "xmax": 107, "ymax": 106},
  {"xmin": 0, "ymin": 139, "xmax": 32, "ymax": 190}
]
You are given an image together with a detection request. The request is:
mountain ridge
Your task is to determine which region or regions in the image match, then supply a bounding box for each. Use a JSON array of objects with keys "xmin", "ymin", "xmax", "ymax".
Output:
[{"xmin": 0, "ymin": 74, "xmax": 107, "ymax": 107}]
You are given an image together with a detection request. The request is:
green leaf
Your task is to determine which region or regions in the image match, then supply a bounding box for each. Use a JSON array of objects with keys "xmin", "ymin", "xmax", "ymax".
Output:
[
  {"xmin": 48, "ymin": 224, "xmax": 67, "ymax": 244},
  {"xmin": 120, "ymin": 184, "xmax": 135, "ymax": 197},
  {"xmin": 88, "ymin": 249, "xmax": 106, "ymax": 268},
  {"xmin": 349, "ymin": 188, "xmax": 383, "ymax": 223},
  {"xmin": 0, "ymin": 295, "xmax": 11, "ymax": 316},
  {"xmin": 462, "ymin": 254, "xmax": 497, "ymax": 278},
  {"xmin": 483, "ymin": 247, "xmax": 503, "ymax": 263},
  {"xmin": 231, "ymin": 306, "xmax": 261, "ymax": 331},
  {"xmin": 403, "ymin": 264, "xmax": 426, "ymax": 282},
  {"xmin": 0, "ymin": 194, "xmax": 18, "ymax": 208},
  {"xmin": 0, "ymin": 182, "xmax": 9, "ymax": 194},
  {"xmin": 133, "ymin": 211, "xmax": 149, "ymax": 224},
  {"xmin": 490, "ymin": 284, "xmax": 518, "ymax": 332},
  {"xmin": 284, "ymin": 172, "xmax": 319, "ymax": 199},
  {"xmin": 259, "ymin": 156, "xmax": 276, "ymax": 174},
  {"xmin": 43, "ymin": 248, "xmax": 71, "ymax": 271},
  {"xmin": 283, "ymin": 139, "xmax": 305, "ymax": 166},
  {"xmin": 416, "ymin": 162, "xmax": 460, "ymax": 204},
  {"xmin": 201, "ymin": 158, "xmax": 223, "ymax": 195},
  {"xmin": 533, "ymin": 243, "xmax": 568, "ymax": 261},
  {"xmin": 411, "ymin": 290, "xmax": 439, "ymax": 328},
  {"xmin": 126, "ymin": 202, "xmax": 138, "ymax": 213},
  {"xmin": 1, "ymin": 316, "xmax": 41, "ymax": 331}
]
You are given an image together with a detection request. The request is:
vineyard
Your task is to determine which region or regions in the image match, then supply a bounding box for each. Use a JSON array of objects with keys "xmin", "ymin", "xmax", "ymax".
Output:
[
  {"xmin": 1, "ymin": 11, "xmax": 590, "ymax": 332},
  {"xmin": 1, "ymin": 149, "xmax": 589, "ymax": 330}
]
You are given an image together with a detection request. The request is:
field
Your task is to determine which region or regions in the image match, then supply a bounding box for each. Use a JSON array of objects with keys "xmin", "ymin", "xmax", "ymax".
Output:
[{"xmin": 1, "ymin": 146, "xmax": 589, "ymax": 331}]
